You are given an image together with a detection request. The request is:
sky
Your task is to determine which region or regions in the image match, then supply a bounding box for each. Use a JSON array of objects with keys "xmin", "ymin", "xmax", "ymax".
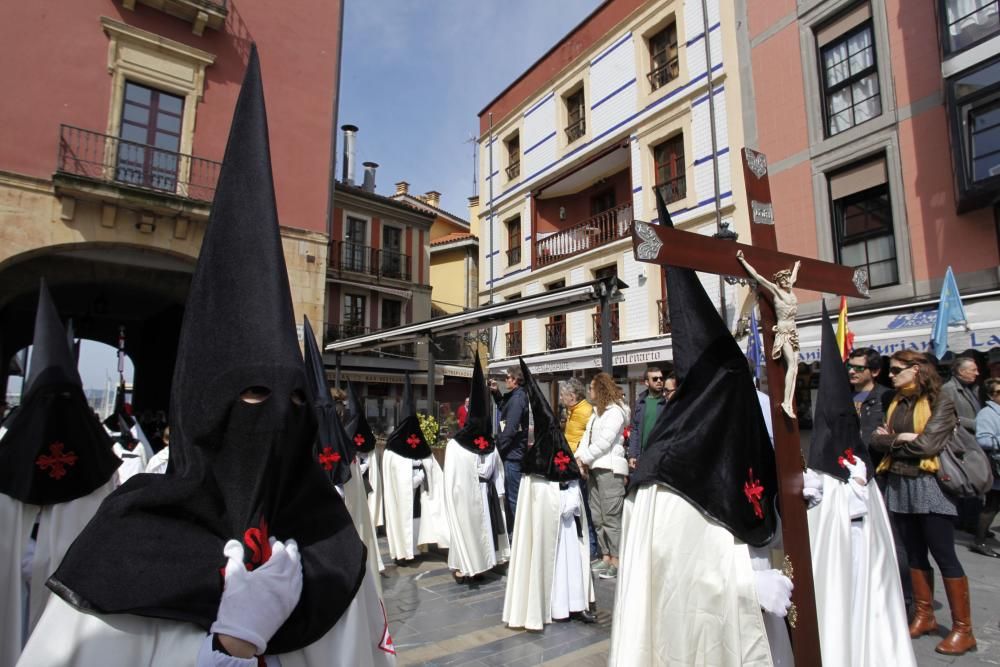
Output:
[{"xmin": 337, "ymin": 0, "xmax": 604, "ymax": 217}]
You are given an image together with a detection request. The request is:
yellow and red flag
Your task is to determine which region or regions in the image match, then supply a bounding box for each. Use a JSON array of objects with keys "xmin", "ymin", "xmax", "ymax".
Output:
[{"xmin": 835, "ymin": 296, "xmax": 854, "ymax": 361}]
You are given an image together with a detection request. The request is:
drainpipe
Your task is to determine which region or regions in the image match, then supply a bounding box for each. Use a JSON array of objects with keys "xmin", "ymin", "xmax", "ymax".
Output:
[{"xmin": 701, "ymin": 0, "xmax": 727, "ymax": 322}]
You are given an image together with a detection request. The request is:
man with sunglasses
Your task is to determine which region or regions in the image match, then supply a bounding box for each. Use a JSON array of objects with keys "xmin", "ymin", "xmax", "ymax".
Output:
[
  {"xmin": 846, "ymin": 348, "xmax": 894, "ymax": 472},
  {"xmin": 627, "ymin": 367, "xmax": 670, "ymax": 469}
]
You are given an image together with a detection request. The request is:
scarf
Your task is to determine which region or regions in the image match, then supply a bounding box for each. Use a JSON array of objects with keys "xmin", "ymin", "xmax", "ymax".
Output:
[{"xmin": 876, "ymin": 383, "xmax": 937, "ymax": 474}]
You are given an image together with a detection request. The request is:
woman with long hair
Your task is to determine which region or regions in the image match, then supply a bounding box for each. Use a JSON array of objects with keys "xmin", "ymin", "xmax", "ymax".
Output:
[
  {"xmin": 872, "ymin": 350, "xmax": 976, "ymax": 655},
  {"xmin": 575, "ymin": 372, "xmax": 629, "ymax": 580}
]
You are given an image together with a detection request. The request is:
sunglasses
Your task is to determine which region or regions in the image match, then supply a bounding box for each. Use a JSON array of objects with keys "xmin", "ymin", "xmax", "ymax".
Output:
[
  {"xmin": 648, "ymin": 377, "xmax": 664, "ymax": 382},
  {"xmin": 845, "ymin": 364, "xmax": 868, "ymax": 372},
  {"xmin": 887, "ymin": 365, "xmax": 914, "ymax": 376}
]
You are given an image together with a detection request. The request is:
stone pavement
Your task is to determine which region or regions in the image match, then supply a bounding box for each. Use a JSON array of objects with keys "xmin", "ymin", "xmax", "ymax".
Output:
[{"xmin": 379, "ymin": 522, "xmax": 999, "ymax": 666}]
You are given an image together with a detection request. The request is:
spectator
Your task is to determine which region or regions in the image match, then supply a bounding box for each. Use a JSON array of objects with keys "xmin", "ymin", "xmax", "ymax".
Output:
[
  {"xmin": 627, "ymin": 366, "xmax": 669, "ymax": 469},
  {"xmin": 456, "ymin": 397, "xmax": 469, "ymax": 428},
  {"xmin": 973, "ymin": 377, "xmax": 1000, "ymax": 558},
  {"xmin": 576, "ymin": 372, "xmax": 629, "ymax": 580},
  {"xmin": 943, "ymin": 355, "xmax": 984, "ymax": 534},
  {"xmin": 490, "ymin": 368, "xmax": 529, "ymax": 533},
  {"xmin": 871, "ymin": 350, "xmax": 976, "ymax": 656},
  {"xmin": 559, "ymin": 378, "xmax": 599, "ymax": 561},
  {"xmin": 330, "ymin": 387, "xmax": 347, "ymax": 421}
]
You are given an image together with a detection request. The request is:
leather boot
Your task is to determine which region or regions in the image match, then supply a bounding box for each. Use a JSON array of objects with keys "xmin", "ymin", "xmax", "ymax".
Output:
[
  {"xmin": 908, "ymin": 569, "xmax": 938, "ymax": 638},
  {"xmin": 936, "ymin": 576, "xmax": 977, "ymax": 655}
]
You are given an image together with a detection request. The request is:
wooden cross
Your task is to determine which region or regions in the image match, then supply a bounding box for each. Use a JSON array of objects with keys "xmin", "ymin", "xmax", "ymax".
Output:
[{"xmin": 632, "ymin": 148, "xmax": 869, "ymax": 666}]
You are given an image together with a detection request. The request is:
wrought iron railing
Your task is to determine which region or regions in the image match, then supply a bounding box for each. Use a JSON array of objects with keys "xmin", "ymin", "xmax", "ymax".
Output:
[
  {"xmin": 505, "ymin": 160, "xmax": 520, "ymax": 180},
  {"xmin": 56, "ymin": 124, "xmax": 221, "ymax": 202},
  {"xmin": 655, "ymin": 175, "xmax": 686, "ymax": 205},
  {"xmin": 592, "ymin": 308, "xmax": 620, "ymax": 343},
  {"xmin": 328, "ymin": 240, "xmax": 412, "ymax": 281},
  {"xmin": 506, "ymin": 330, "xmax": 522, "ymax": 357},
  {"xmin": 565, "ymin": 117, "xmax": 586, "ymax": 143},
  {"xmin": 657, "ymin": 299, "xmax": 671, "ymax": 334},
  {"xmin": 545, "ymin": 320, "xmax": 566, "ymax": 351},
  {"xmin": 536, "ymin": 203, "xmax": 632, "ymax": 267},
  {"xmin": 325, "ymin": 324, "xmax": 415, "ymax": 358},
  {"xmin": 326, "ymin": 323, "xmax": 370, "ymax": 342},
  {"xmin": 647, "ymin": 57, "xmax": 679, "ymax": 91}
]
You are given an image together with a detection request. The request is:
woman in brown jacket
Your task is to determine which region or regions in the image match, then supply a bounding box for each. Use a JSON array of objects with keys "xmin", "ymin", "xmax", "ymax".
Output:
[{"xmin": 872, "ymin": 350, "xmax": 976, "ymax": 655}]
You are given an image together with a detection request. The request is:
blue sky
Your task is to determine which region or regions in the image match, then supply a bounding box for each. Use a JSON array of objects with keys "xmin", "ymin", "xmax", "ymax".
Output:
[{"xmin": 338, "ymin": 0, "xmax": 603, "ymax": 217}]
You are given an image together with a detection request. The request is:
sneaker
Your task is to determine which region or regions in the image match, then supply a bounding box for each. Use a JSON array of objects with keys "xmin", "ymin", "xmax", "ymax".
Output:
[
  {"xmin": 599, "ymin": 565, "xmax": 618, "ymax": 579},
  {"xmin": 591, "ymin": 559, "xmax": 610, "ymax": 572}
]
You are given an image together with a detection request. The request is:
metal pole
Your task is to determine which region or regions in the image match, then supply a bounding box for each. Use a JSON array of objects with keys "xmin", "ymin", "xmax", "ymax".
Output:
[
  {"xmin": 334, "ymin": 352, "xmax": 342, "ymax": 389},
  {"xmin": 426, "ymin": 335, "xmax": 436, "ymax": 419},
  {"xmin": 700, "ymin": 0, "xmax": 726, "ymax": 323},
  {"xmin": 600, "ymin": 284, "xmax": 612, "ymax": 374},
  {"xmin": 488, "ymin": 113, "xmax": 496, "ymax": 307}
]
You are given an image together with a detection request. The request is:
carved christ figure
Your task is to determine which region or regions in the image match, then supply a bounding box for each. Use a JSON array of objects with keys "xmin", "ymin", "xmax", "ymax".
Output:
[{"xmin": 737, "ymin": 249, "xmax": 801, "ymax": 418}]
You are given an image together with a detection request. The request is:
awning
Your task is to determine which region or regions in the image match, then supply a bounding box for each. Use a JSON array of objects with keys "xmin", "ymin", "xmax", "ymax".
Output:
[
  {"xmin": 488, "ymin": 336, "xmax": 673, "ymax": 374},
  {"xmin": 325, "ymin": 369, "xmax": 444, "ymax": 386}
]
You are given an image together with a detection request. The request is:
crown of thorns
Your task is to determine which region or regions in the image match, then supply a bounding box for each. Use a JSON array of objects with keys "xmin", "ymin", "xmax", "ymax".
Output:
[{"xmin": 773, "ymin": 269, "xmax": 793, "ymax": 283}]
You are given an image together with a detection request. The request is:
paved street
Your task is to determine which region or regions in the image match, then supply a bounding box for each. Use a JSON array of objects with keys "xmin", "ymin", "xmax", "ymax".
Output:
[{"xmin": 379, "ymin": 521, "xmax": 999, "ymax": 666}]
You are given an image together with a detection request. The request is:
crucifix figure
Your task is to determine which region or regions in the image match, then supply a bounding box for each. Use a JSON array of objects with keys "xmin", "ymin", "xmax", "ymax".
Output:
[
  {"xmin": 631, "ymin": 147, "xmax": 870, "ymax": 666},
  {"xmin": 737, "ymin": 250, "xmax": 801, "ymax": 418}
]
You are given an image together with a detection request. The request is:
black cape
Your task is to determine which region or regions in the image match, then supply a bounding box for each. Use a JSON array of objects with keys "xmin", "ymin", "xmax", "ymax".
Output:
[
  {"xmin": 385, "ymin": 374, "xmax": 432, "ymax": 460},
  {"xmin": 520, "ymin": 358, "xmax": 580, "ymax": 483},
  {"xmin": 0, "ymin": 280, "xmax": 120, "ymax": 505},
  {"xmin": 628, "ymin": 188, "xmax": 778, "ymax": 548},
  {"xmin": 807, "ymin": 302, "xmax": 872, "ymax": 481},
  {"xmin": 303, "ymin": 315, "xmax": 352, "ymax": 487},
  {"xmin": 49, "ymin": 46, "xmax": 366, "ymax": 653},
  {"xmin": 452, "ymin": 352, "xmax": 495, "ymax": 455}
]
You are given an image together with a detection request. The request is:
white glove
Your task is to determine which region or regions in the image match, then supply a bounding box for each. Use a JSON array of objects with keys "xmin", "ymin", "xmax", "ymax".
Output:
[
  {"xmin": 412, "ymin": 467, "xmax": 426, "ymax": 490},
  {"xmin": 560, "ymin": 485, "xmax": 580, "ymax": 519},
  {"xmin": 196, "ymin": 635, "xmax": 257, "ymax": 667},
  {"xmin": 802, "ymin": 469, "xmax": 823, "ymax": 508},
  {"xmin": 843, "ymin": 457, "xmax": 867, "ymax": 485},
  {"xmin": 210, "ymin": 538, "xmax": 303, "ymax": 655},
  {"xmin": 754, "ymin": 568, "xmax": 794, "ymax": 617}
]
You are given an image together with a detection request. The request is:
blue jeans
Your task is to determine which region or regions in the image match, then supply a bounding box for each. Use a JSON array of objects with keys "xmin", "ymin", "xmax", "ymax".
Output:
[{"xmin": 503, "ymin": 459, "xmax": 522, "ymax": 535}]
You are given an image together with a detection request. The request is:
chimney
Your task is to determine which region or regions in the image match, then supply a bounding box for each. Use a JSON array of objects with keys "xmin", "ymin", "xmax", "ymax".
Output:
[
  {"xmin": 341, "ymin": 124, "xmax": 358, "ymax": 185},
  {"xmin": 362, "ymin": 161, "xmax": 378, "ymax": 193},
  {"xmin": 423, "ymin": 190, "xmax": 441, "ymax": 209},
  {"xmin": 394, "ymin": 181, "xmax": 409, "ymax": 196}
]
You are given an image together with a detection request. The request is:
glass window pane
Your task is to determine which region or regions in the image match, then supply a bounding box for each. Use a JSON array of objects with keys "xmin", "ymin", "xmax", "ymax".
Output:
[
  {"xmin": 973, "ymin": 153, "xmax": 1000, "ymax": 180},
  {"xmin": 840, "ymin": 242, "xmax": 865, "ymax": 266},
  {"xmin": 158, "ymin": 93, "xmax": 184, "ymax": 115},
  {"xmin": 123, "ymin": 103, "xmax": 149, "ymax": 126},
  {"xmin": 120, "ymin": 124, "xmax": 146, "ymax": 144},
  {"xmin": 154, "ymin": 131, "xmax": 179, "ymax": 151},
  {"xmin": 868, "ymin": 260, "xmax": 898, "ymax": 287},
  {"xmin": 823, "ymin": 43, "xmax": 850, "ymax": 87},
  {"xmin": 866, "ymin": 234, "xmax": 896, "ymax": 261},
  {"xmin": 972, "ymin": 123, "xmax": 1000, "ymax": 158},
  {"xmin": 125, "ymin": 82, "xmax": 151, "ymax": 105},
  {"xmin": 157, "ymin": 112, "xmax": 181, "ymax": 134}
]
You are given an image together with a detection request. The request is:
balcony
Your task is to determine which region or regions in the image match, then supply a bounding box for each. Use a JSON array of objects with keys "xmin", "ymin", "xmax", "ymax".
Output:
[
  {"xmin": 56, "ymin": 124, "xmax": 221, "ymax": 205},
  {"xmin": 505, "ymin": 330, "xmax": 522, "ymax": 357},
  {"xmin": 326, "ymin": 323, "xmax": 415, "ymax": 358},
  {"xmin": 545, "ymin": 320, "xmax": 567, "ymax": 351},
  {"xmin": 326, "ymin": 323, "xmax": 370, "ymax": 342},
  {"xmin": 656, "ymin": 174, "xmax": 686, "ymax": 205},
  {"xmin": 536, "ymin": 203, "xmax": 632, "ymax": 267},
  {"xmin": 505, "ymin": 160, "xmax": 520, "ymax": 180},
  {"xmin": 592, "ymin": 308, "xmax": 620, "ymax": 343},
  {"xmin": 565, "ymin": 117, "xmax": 586, "ymax": 143},
  {"xmin": 329, "ymin": 240, "xmax": 412, "ymax": 281},
  {"xmin": 122, "ymin": 0, "xmax": 228, "ymax": 36},
  {"xmin": 657, "ymin": 299, "xmax": 672, "ymax": 334},
  {"xmin": 647, "ymin": 57, "xmax": 679, "ymax": 91}
]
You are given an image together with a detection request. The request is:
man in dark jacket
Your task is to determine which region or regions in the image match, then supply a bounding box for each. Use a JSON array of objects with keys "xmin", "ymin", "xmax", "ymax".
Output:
[
  {"xmin": 490, "ymin": 367, "xmax": 528, "ymax": 533},
  {"xmin": 846, "ymin": 348, "xmax": 894, "ymax": 470},
  {"xmin": 627, "ymin": 367, "xmax": 671, "ymax": 468}
]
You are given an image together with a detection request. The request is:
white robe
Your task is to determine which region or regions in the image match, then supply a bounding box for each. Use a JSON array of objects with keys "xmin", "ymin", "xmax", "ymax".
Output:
[
  {"xmin": 112, "ymin": 441, "xmax": 147, "ymax": 487},
  {"xmin": 609, "ymin": 485, "xmax": 774, "ymax": 667},
  {"xmin": 363, "ymin": 451, "xmax": 384, "ymax": 528},
  {"xmin": 0, "ymin": 480, "xmax": 114, "ymax": 667},
  {"xmin": 502, "ymin": 476, "xmax": 593, "ymax": 631},
  {"xmin": 16, "ymin": 570, "xmax": 396, "ymax": 667},
  {"xmin": 442, "ymin": 440, "xmax": 509, "ymax": 577},
  {"xmin": 145, "ymin": 446, "xmax": 170, "ymax": 475},
  {"xmin": 343, "ymin": 458, "xmax": 385, "ymax": 597},
  {"xmin": 381, "ymin": 450, "xmax": 449, "ymax": 561},
  {"xmin": 807, "ymin": 473, "xmax": 916, "ymax": 667}
]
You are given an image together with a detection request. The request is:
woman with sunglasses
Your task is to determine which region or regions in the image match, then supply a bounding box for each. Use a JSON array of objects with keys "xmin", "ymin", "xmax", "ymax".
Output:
[{"xmin": 872, "ymin": 350, "xmax": 976, "ymax": 656}]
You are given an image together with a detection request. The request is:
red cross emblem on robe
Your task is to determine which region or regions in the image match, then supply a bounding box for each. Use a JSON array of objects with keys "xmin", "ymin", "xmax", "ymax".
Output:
[
  {"xmin": 743, "ymin": 468, "xmax": 764, "ymax": 519},
  {"xmin": 318, "ymin": 446, "xmax": 341, "ymax": 471},
  {"xmin": 474, "ymin": 436, "xmax": 489, "ymax": 450},
  {"xmin": 554, "ymin": 451, "xmax": 571, "ymax": 472},
  {"xmin": 406, "ymin": 434, "xmax": 421, "ymax": 449},
  {"xmin": 354, "ymin": 434, "xmax": 365, "ymax": 448},
  {"xmin": 35, "ymin": 442, "xmax": 79, "ymax": 480}
]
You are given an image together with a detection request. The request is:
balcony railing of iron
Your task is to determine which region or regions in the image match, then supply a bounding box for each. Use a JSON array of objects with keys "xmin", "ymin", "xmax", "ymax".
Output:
[
  {"xmin": 506, "ymin": 246, "xmax": 522, "ymax": 266},
  {"xmin": 328, "ymin": 240, "xmax": 412, "ymax": 281},
  {"xmin": 647, "ymin": 56, "xmax": 680, "ymax": 91},
  {"xmin": 592, "ymin": 309, "xmax": 621, "ymax": 343},
  {"xmin": 326, "ymin": 323, "xmax": 370, "ymax": 343},
  {"xmin": 506, "ymin": 330, "xmax": 522, "ymax": 357},
  {"xmin": 657, "ymin": 299, "xmax": 672, "ymax": 334},
  {"xmin": 545, "ymin": 321, "xmax": 567, "ymax": 351},
  {"xmin": 565, "ymin": 116, "xmax": 586, "ymax": 143},
  {"xmin": 655, "ymin": 175, "xmax": 687, "ymax": 205},
  {"xmin": 57, "ymin": 124, "xmax": 221, "ymax": 202},
  {"xmin": 505, "ymin": 160, "xmax": 520, "ymax": 180},
  {"xmin": 536, "ymin": 203, "xmax": 632, "ymax": 267}
]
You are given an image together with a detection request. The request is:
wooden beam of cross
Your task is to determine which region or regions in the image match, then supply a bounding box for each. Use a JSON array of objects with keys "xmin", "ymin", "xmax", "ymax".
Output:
[{"xmin": 632, "ymin": 148, "xmax": 870, "ymax": 667}]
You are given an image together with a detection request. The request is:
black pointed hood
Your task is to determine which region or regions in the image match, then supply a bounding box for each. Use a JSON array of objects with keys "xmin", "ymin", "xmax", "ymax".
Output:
[
  {"xmin": 303, "ymin": 315, "xmax": 351, "ymax": 486},
  {"xmin": 49, "ymin": 46, "xmax": 365, "ymax": 653},
  {"xmin": 520, "ymin": 359, "xmax": 580, "ymax": 483},
  {"xmin": 102, "ymin": 383, "xmax": 134, "ymax": 431},
  {"xmin": 808, "ymin": 303, "xmax": 871, "ymax": 481},
  {"xmin": 629, "ymin": 188, "xmax": 777, "ymax": 548},
  {"xmin": 0, "ymin": 280, "xmax": 120, "ymax": 504},
  {"xmin": 344, "ymin": 380, "xmax": 376, "ymax": 454},
  {"xmin": 385, "ymin": 374, "xmax": 432, "ymax": 459},
  {"xmin": 453, "ymin": 352, "xmax": 495, "ymax": 455}
]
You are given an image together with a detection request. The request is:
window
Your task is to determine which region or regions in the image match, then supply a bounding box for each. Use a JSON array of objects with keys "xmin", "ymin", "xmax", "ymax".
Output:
[
  {"xmin": 830, "ymin": 157, "xmax": 898, "ymax": 289},
  {"xmin": 506, "ymin": 216, "xmax": 521, "ymax": 266},
  {"xmin": 506, "ymin": 294, "xmax": 522, "ymax": 356},
  {"xmin": 648, "ymin": 23, "xmax": 679, "ymax": 91},
  {"xmin": 381, "ymin": 299, "xmax": 402, "ymax": 328},
  {"xmin": 381, "ymin": 226, "xmax": 405, "ymax": 278},
  {"xmin": 114, "ymin": 82, "xmax": 184, "ymax": 192},
  {"xmin": 948, "ymin": 58, "xmax": 1000, "ymax": 209},
  {"xmin": 546, "ymin": 280, "xmax": 567, "ymax": 350},
  {"xmin": 653, "ymin": 135, "xmax": 686, "ymax": 204},
  {"xmin": 818, "ymin": 6, "xmax": 881, "ymax": 136},
  {"xmin": 505, "ymin": 133, "xmax": 520, "ymax": 180},
  {"xmin": 943, "ymin": 0, "xmax": 1000, "ymax": 53},
  {"xmin": 590, "ymin": 190, "xmax": 616, "ymax": 215},
  {"xmin": 593, "ymin": 266, "xmax": 620, "ymax": 342},
  {"xmin": 565, "ymin": 88, "xmax": 586, "ymax": 143},
  {"xmin": 344, "ymin": 294, "xmax": 367, "ymax": 335},
  {"xmin": 343, "ymin": 216, "xmax": 367, "ymax": 272}
]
